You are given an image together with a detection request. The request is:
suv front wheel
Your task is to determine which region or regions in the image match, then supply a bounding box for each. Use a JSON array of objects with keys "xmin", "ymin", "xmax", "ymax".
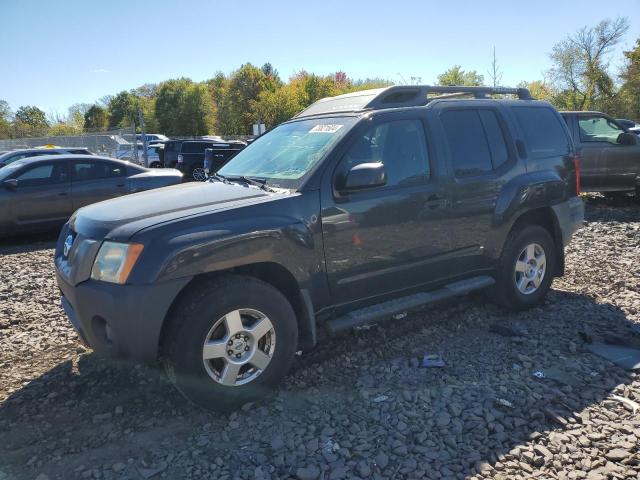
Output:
[
  {"xmin": 491, "ymin": 224, "xmax": 556, "ymax": 310},
  {"xmin": 163, "ymin": 275, "xmax": 298, "ymax": 411}
]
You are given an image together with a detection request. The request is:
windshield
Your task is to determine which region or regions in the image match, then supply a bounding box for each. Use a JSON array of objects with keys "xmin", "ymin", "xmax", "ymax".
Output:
[
  {"xmin": 218, "ymin": 116, "xmax": 356, "ymax": 188},
  {"xmin": 0, "ymin": 161, "xmax": 25, "ymax": 180}
]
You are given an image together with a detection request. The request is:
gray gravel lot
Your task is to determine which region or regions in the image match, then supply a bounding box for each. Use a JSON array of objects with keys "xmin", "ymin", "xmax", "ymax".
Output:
[{"xmin": 0, "ymin": 195, "xmax": 639, "ymax": 480}]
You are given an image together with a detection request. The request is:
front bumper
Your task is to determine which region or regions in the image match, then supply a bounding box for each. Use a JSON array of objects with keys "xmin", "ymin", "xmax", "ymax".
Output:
[
  {"xmin": 57, "ymin": 272, "xmax": 191, "ymax": 363},
  {"xmin": 552, "ymin": 196, "xmax": 585, "ymax": 247}
]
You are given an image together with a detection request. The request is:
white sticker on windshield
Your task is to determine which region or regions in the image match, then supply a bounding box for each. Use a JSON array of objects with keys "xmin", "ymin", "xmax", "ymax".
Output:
[{"xmin": 309, "ymin": 124, "xmax": 343, "ymax": 133}]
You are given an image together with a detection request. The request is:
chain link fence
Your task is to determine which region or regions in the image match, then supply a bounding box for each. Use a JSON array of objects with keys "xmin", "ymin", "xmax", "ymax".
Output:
[{"xmin": 0, "ymin": 125, "xmax": 137, "ymax": 158}]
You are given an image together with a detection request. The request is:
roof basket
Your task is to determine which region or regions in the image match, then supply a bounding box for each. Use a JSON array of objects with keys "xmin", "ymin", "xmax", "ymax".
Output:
[{"xmin": 296, "ymin": 85, "xmax": 532, "ymax": 118}]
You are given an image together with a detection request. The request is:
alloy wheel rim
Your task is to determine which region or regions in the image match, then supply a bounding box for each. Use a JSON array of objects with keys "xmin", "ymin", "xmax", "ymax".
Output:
[
  {"xmin": 192, "ymin": 168, "xmax": 206, "ymax": 181},
  {"xmin": 513, "ymin": 243, "xmax": 546, "ymax": 295},
  {"xmin": 202, "ymin": 309, "xmax": 276, "ymax": 386}
]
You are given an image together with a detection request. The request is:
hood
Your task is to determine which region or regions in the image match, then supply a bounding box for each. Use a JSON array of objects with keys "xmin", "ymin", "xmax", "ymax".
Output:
[{"xmin": 70, "ymin": 181, "xmax": 276, "ymax": 241}]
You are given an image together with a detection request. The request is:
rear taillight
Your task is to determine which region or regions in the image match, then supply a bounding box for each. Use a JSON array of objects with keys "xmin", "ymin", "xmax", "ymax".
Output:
[
  {"xmin": 177, "ymin": 154, "xmax": 183, "ymax": 164},
  {"xmin": 574, "ymin": 155, "xmax": 581, "ymax": 195}
]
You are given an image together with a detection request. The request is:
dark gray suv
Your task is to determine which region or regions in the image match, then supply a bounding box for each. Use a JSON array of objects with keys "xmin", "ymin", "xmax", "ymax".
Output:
[{"xmin": 55, "ymin": 86, "xmax": 584, "ymax": 410}]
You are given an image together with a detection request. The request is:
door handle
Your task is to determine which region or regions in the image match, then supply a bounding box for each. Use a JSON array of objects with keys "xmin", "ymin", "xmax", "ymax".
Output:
[
  {"xmin": 58, "ymin": 192, "xmax": 68, "ymax": 196},
  {"xmin": 116, "ymin": 183, "xmax": 125, "ymax": 188}
]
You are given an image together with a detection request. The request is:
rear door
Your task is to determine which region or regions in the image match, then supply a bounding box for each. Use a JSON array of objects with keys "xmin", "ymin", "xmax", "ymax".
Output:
[
  {"xmin": 9, "ymin": 161, "xmax": 72, "ymax": 229},
  {"xmin": 575, "ymin": 114, "xmax": 640, "ymax": 192},
  {"xmin": 435, "ymin": 104, "xmax": 518, "ymax": 273},
  {"xmin": 71, "ymin": 158, "xmax": 128, "ymax": 209}
]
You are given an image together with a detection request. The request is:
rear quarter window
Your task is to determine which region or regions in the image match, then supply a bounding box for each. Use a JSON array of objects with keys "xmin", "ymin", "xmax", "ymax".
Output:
[{"xmin": 512, "ymin": 107, "xmax": 571, "ymax": 159}]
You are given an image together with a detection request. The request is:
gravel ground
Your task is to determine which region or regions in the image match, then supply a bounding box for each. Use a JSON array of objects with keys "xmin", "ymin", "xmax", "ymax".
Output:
[{"xmin": 0, "ymin": 195, "xmax": 639, "ymax": 480}]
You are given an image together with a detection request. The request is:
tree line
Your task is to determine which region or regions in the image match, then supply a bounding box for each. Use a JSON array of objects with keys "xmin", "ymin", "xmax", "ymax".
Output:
[{"xmin": 1, "ymin": 17, "xmax": 638, "ymax": 140}]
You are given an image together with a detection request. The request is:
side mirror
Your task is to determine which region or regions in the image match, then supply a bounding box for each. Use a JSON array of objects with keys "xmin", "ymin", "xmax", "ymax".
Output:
[
  {"xmin": 617, "ymin": 132, "xmax": 637, "ymax": 146},
  {"xmin": 342, "ymin": 162, "xmax": 387, "ymax": 192},
  {"xmin": 3, "ymin": 179, "xmax": 18, "ymax": 190}
]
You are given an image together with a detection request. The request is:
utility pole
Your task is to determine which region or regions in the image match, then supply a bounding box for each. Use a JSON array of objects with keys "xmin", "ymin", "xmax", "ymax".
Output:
[
  {"xmin": 131, "ymin": 121, "xmax": 138, "ymax": 162},
  {"xmin": 138, "ymin": 109, "xmax": 148, "ymax": 167}
]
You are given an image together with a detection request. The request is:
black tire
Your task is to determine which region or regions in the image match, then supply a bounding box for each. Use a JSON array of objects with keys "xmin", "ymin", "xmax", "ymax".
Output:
[
  {"xmin": 163, "ymin": 275, "xmax": 298, "ymax": 411},
  {"xmin": 490, "ymin": 224, "xmax": 556, "ymax": 310},
  {"xmin": 189, "ymin": 165, "xmax": 206, "ymax": 182}
]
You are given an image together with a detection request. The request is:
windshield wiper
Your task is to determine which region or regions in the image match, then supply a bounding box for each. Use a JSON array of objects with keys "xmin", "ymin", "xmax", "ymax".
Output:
[
  {"xmin": 224, "ymin": 175, "xmax": 274, "ymax": 192},
  {"xmin": 208, "ymin": 173, "xmax": 232, "ymax": 184}
]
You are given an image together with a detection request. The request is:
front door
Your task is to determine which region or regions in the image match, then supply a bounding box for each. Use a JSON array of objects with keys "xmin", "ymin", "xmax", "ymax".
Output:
[
  {"xmin": 321, "ymin": 113, "xmax": 450, "ymax": 306},
  {"xmin": 576, "ymin": 114, "xmax": 640, "ymax": 192},
  {"xmin": 10, "ymin": 161, "xmax": 72, "ymax": 230}
]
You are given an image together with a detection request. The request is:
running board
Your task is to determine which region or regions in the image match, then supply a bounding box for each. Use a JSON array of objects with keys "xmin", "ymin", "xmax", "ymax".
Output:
[{"xmin": 326, "ymin": 275, "xmax": 495, "ymax": 334}]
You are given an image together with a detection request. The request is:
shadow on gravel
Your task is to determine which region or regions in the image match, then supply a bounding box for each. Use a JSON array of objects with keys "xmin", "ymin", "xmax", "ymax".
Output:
[
  {"xmin": 1, "ymin": 288, "xmax": 638, "ymax": 479},
  {"xmin": 0, "ymin": 231, "xmax": 58, "ymax": 253}
]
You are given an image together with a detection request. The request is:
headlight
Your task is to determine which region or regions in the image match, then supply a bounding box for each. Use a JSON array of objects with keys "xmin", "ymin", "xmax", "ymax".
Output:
[{"xmin": 91, "ymin": 241, "xmax": 144, "ymax": 284}]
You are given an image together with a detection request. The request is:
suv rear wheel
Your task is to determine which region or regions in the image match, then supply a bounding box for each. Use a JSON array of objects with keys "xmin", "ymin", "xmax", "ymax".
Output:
[
  {"xmin": 190, "ymin": 165, "xmax": 207, "ymax": 181},
  {"xmin": 163, "ymin": 275, "xmax": 298, "ymax": 411},
  {"xmin": 491, "ymin": 224, "xmax": 556, "ymax": 310}
]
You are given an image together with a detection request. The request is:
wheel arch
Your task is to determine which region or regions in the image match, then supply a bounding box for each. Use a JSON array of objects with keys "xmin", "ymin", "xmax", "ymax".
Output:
[
  {"xmin": 158, "ymin": 262, "xmax": 316, "ymax": 361},
  {"xmin": 509, "ymin": 206, "xmax": 565, "ymax": 276}
]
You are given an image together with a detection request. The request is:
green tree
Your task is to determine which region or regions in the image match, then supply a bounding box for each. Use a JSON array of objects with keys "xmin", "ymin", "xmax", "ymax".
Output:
[
  {"xmin": 619, "ymin": 37, "xmax": 640, "ymax": 120},
  {"xmin": 518, "ymin": 80, "xmax": 556, "ymax": 102},
  {"xmin": 0, "ymin": 100, "xmax": 11, "ymax": 139},
  {"xmin": 108, "ymin": 91, "xmax": 138, "ymax": 128},
  {"xmin": 217, "ymin": 63, "xmax": 272, "ymax": 134},
  {"xmin": 155, "ymin": 78, "xmax": 212, "ymax": 136},
  {"xmin": 15, "ymin": 105, "xmax": 48, "ymax": 127},
  {"xmin": 83, "ymin": 105, "xmax": 109, "ymax": 131},
  {"xmin": 437, "ymin": 65, "xmax": 484, "ymax": 86},
  {"xmin": 13, "ymin": 105, "xmax": 49, "ymax": 137},
  {"xmin": 549, "ymin": 17, "xmax": 629, "ymax": 111}
]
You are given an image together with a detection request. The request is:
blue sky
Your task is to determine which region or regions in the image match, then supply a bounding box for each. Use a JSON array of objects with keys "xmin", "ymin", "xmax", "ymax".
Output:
[{"xmin": 1, "ymin": 0, "xmax": 638, "ymax": 115}]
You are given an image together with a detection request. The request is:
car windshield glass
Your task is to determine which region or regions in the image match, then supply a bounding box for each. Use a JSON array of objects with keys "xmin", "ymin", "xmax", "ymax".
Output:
[
  {"xmin": 218, "ymin": 117, "xmax": 356, "ymax": 188},
  {"xmin": 0, "ymin": 161, "xmax": 26, "ymax": 179}
]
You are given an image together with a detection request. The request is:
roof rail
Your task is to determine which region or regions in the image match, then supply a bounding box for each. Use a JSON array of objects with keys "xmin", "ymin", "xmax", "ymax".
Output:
[{"xmin": 295, "ymin": 85, "xmax": 532, "ymax": 118}]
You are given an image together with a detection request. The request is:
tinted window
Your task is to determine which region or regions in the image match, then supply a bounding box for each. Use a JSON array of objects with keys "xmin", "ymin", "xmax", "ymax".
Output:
[
  {"xmin": 165, "ymin": 141, "xmax": 181, "ymax": 152},
  {"xmin": 513, "ymin": 107, "xmax": 570, "ymax": 159},
  {"xmin": 478, "ymin": 110, "xmax": 509, "ymax": 169},
  {"xmin": 181, "ymin": 142, "xmax": 206, "ymax": 154},
  {"xmin": 68, "ymin": 149, "xmax": 90, "ymax": 155},
  {"xmin": 26, "ymin": 151, "xmax": 59, "ymax": 157},
  {"xmin": 578, "ymin": 116, "xmax": 623, "ymax": 143},
  {"xmin": 16, "ymin": 163, "xmax": 69, "ymax": 187},
  {"xmin": 73, "ymin": 161, "xmax": 126, "ymax": 181},
  {"xmin": 340, "ymin": 119, "xmax": 430, "ymax": 187},
  {"xmin": 441, "ymin": 110, "xmax": 493, "ymax": 177},
  {"xmin": 2, "ymin": 153, "xmax": 29, "ymax": 165}
]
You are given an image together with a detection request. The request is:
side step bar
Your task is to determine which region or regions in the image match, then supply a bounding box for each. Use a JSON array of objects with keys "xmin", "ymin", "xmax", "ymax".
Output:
[{"xmin": 326, "ymin": 275, "xmax": 495, "ymax": 334}]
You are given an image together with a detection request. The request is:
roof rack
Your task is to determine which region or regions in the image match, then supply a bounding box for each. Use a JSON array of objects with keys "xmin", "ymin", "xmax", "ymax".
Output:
[{"xmin": 295, "ymin": 85, "xmax": 532, "ymax": 118}]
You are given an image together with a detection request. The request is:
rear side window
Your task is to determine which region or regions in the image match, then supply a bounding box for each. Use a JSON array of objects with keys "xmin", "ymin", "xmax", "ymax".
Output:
[
  {"xmin": 26, "ymin": 151, "xmax": 59, "ymax": 157},
  {"xmin": 181, "ymin": 142, "xmax": 206, "ymax": 154},
  {"xmin": 441, "ymin": 110, "xmax": 497, "ymax": 177},
  {"xmin": 68, "ymin": 149, "xmax": 90, "ymax": 155},
  {"xmin": 512, "ymin": 107, "xmax": 570, "ymax": 159},
  {"xmin": 73, "ymin": 161, "xmax": 126, "ymax": 181},
  {"xmin": 166, "ymin": 141, "xmax": 181, "ymax": 152}
]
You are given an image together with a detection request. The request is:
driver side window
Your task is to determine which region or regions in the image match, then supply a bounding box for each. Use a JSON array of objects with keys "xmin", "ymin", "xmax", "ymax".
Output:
[
  {"xmin": 578, "ymin": 116, "xmax": 623, "ymax": 143},
  {"xmin": 339, "ymin": 119, "xmax": 430, "ymax": 189}
]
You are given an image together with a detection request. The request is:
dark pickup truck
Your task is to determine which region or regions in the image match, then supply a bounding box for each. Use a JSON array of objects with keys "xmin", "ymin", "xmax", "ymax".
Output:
[
  {"xmin": 561, "ymin": 111, "xmax": 640, "ymax": 197},
  {"xmin": 55, "ymin": 86, "xmax": 584, "ymax": 410}
]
